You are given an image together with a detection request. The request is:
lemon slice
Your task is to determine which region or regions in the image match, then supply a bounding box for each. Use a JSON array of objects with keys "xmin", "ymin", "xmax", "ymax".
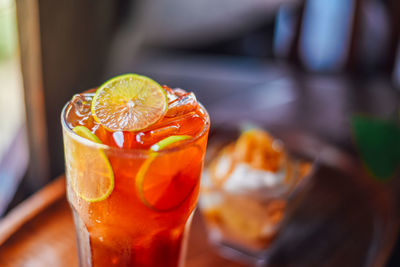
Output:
[
  {"xmin": 91, "ymin": 74, "xmax": 168, "ymax": 131},
  {"xmin": 136, "ymin": 135, "xmax": 202, "ymax": 211},
  {"xmin": 67, "ymin": 126, "xmax": 114, "ymax": 202}
]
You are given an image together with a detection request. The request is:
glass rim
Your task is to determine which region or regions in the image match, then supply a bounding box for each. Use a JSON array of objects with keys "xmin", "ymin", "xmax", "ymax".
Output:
[{"xmin": 61, "ymin": 99, "xmax": 210, "ymax": 156}]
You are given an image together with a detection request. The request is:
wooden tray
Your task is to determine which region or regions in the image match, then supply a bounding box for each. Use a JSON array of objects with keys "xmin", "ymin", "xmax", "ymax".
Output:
[{"xmin": 0, "ymin": 177, "xmax": 245, "ymax": 267}]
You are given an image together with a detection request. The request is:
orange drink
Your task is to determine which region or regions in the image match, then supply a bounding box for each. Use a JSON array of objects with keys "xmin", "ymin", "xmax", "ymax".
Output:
[{"xmin": 61, "ymin": 74, "xmax": 210, "ymax": 267}]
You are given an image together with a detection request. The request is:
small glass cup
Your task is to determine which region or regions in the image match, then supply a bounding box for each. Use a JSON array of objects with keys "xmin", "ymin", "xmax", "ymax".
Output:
[
  {"xmin": 199, "ymin": 133, "xmax": 311, "ymax": 266},
  {"xmin": 61, "ymin": 100, "xmax": 210, "ymax": 267}
]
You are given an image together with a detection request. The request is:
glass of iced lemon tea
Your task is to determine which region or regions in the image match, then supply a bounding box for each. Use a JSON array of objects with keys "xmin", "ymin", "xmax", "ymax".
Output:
[{"xmin": 61, "ymin": 74, "xmax": 210, "ymax": 267}]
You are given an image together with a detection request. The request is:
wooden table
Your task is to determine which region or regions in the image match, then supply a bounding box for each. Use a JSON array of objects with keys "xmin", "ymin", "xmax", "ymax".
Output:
[
  {"xmin": 1, "ymin": 128, "xmax": 398, "ymax": 266},
  {"xmin": 0, "ymin": 177, "xmax": 245, "ymax": 267}
]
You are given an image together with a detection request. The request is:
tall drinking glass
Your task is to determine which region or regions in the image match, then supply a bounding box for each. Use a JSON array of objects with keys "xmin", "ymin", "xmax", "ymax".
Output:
[{"xmin": 61, "ymin": 93, "xmax": 209, "ymax": 267}]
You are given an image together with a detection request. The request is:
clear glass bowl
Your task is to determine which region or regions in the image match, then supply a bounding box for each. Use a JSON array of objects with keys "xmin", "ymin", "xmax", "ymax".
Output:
[{"xmin": 198, "ymin": 130, "xmax": 313, "ymax": 266}]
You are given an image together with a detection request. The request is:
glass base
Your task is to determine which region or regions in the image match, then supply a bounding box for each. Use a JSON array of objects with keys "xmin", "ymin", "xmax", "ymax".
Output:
[
  {"xmin": 72, "ymin": 208, "xmax": 92, "ymax": 267},
  {"xmin": 207, "ymin": 228, "xmax": 269, "ymax": 267}
]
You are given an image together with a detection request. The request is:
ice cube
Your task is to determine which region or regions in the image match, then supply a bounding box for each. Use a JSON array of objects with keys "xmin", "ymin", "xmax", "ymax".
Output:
[
  {"xmin": 145, "ymin": 111, "xmax": 196, "ymax": 132},
  {"xmin": 163, "ymin": 86, "xmax": 179, "ymax": 103},
  {"xmin": 135, "ymin": 124, "xmax": 180, "ymax": 146},
  {"xmin": 172, "ymin": 88, "xmax": 187, "ymax": 97},
  {"xmin": 135, "ymin": 111, "xmax": 202, "ymax": 147},
  {"xmin": 165, "ymin": 92, "xmax": 197, "ymax": 118},
  {"xmin": 71, "ymin": 93, "xmax": 93, "ymax": 116}
]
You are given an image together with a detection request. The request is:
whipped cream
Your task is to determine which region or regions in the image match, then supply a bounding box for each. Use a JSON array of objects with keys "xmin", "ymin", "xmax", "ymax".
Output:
[
  {"xmin": 223, "ymin": 162, "xmax": 290, "ymax": 198},
  {"xmin": 223, "ymin": 163, "xmax": 286, "ymax": 193},
  {"xmin": 205, "ymin": 153, "xmax": 291, "ymax": 198}
]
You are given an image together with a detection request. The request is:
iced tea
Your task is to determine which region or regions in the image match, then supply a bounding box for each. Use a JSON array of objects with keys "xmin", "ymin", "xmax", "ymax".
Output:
[{"xmin": 61, "ymin": 75, "xmax": 210, "ymax": 267}]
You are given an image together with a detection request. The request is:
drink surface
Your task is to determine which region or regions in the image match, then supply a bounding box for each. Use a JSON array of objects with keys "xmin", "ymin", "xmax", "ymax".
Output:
[
  {"xmin": 65, "ymin": 86, "xmax": 207, "ymax": 149},
  {"xmin": 62, "ymin": 84, "xmax": 209, "ymax": 267}
]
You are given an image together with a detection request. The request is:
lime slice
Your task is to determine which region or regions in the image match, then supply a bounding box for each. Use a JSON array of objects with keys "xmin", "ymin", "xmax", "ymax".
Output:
[
  {"xmin": 67, "ymin": 126, "xmax": 114, "ymax": 202},
  {"xmin": 91, "ymin": 74, "xmax": 168, "ymax": 131},
  {"xmin": 73, "ymin": 125, "xmax": 103, "ymax": 144},
  {"xmin": 150, "ymin": 135, "xmax": 192, "ymax": 151},
  {"xmin": 136, "ymin": 135, "xmax": 202, "ymax": 211}
]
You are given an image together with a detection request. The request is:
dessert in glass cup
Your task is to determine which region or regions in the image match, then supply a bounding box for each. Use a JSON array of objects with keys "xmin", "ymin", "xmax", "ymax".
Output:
[
  {"xmin": 199, "ymin": 129, "xmax": 311, "ymax": 261},
  {"xmin": 61, "ymin": 74, "xmax": 210, "ymax": 267}
]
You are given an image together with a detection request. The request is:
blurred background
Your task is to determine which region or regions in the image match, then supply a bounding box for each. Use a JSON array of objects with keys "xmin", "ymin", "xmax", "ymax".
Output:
[{"xmin": 0, "ymin": 0, "xmax": 399, "ymax": 266}]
